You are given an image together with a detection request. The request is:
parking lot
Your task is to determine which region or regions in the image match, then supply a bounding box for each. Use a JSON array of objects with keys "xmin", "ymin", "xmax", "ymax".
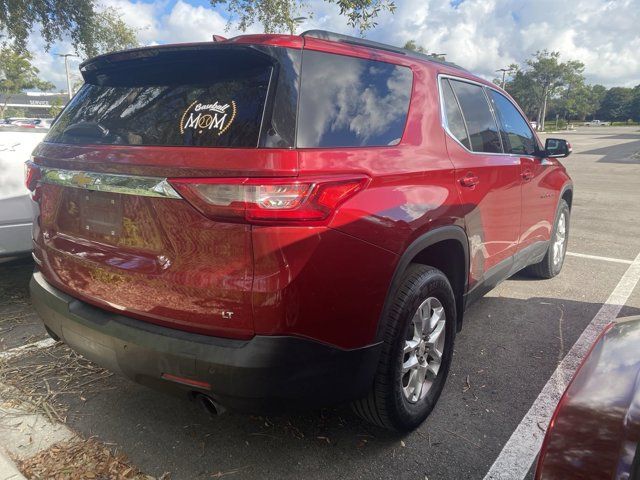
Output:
[{"xmin": 1, "ymin": 126, "xmax": 639, "ymax": 479}]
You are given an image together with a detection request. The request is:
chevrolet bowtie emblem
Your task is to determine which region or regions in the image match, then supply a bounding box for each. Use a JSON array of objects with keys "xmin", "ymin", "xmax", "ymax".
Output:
[{"xmin": 71, "ymin": 172, "xmax": 95, "ymax": 187}]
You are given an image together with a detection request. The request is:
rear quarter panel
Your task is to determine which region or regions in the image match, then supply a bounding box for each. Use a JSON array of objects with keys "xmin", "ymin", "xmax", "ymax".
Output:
[{"xmin": 259, "ymin": 54, "xmax": 465, "ymax": 348}]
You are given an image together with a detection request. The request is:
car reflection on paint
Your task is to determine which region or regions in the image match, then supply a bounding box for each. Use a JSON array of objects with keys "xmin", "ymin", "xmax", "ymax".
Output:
[{"xmin": 536, "ymin": 316, "xmax": 640, "ymax": 479}]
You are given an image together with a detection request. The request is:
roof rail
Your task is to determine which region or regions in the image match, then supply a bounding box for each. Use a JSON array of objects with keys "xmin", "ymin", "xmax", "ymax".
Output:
[{"xmin": 301, "ymin": 30, "xmax": 467, "ymax": 71}]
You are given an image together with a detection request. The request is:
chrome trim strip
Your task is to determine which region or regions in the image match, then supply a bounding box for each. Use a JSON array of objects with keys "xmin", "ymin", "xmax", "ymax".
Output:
[
  {"xmin": 37, "ymin": 165, "xmax": 181, "ymax": 199},
  {"xmin": 31, "ymin": 251, "xmax": 43, "ymax": 267}
]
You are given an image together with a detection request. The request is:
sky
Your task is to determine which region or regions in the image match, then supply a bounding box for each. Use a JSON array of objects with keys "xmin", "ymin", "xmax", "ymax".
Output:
[{"xmin": 29, "ymin": 0, "xmax": 640, "ymax": 92}]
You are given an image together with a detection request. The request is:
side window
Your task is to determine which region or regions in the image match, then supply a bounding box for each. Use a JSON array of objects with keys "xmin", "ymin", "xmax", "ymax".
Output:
[
  {"xmin": 297, "ymin": 50, "xmax": 413, "ymax": 148},
  {"xmin": 450, "ymin": 80, "xmax": 502, "ymax": 154},
  {"xmin": 489, "ymin": 90, "xmax": 537, "ymax": 155},
  {"xmin": 441, "ymin": 79, "xmax": 471, "ymax": 149}
]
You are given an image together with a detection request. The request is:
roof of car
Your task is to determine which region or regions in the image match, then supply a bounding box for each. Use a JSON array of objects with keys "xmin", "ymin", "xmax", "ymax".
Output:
[
  {"xmin": 81, "ymin": 30, "xmax": 469, "ymax": 77},
  {"xmin": 300, "ymin": 30, "xmax": 468, "ymax": 72}
]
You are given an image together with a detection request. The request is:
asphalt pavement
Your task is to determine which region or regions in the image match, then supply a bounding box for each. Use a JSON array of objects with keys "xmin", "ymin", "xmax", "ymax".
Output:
[{"xmin": 1, "ymin": 126, "xmax": 639, "ymax": 479}]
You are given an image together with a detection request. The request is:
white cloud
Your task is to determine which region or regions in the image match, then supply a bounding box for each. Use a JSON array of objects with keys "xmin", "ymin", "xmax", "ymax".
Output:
[
  {"xmin": 365, "ymin": 0, "xmax": 640, "ymax": 87},
  {"xmin": 32, "ymin": 0, "xmax": 640, "ymax": 90}
]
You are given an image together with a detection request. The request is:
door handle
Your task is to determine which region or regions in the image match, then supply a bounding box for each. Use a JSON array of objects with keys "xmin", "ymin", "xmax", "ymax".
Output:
[
  {"xmin": 460, "ymin": 173, "xmax": 479, "ymax": 188},
  {"xmin": 522, "ymin": 170, "xmax": 534, "ymax": 181}
]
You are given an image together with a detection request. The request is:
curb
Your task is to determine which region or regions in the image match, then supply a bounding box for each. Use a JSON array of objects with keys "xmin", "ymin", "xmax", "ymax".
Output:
[{"xmin": 0, "ymin": 449, "xmax": 25, "ymax": 480}]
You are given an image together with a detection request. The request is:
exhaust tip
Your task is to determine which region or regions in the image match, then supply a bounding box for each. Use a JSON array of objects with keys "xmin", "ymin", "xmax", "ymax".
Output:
[{"xmin": 194, "ymin": 393, "xmax": 226, "ymax": 416}]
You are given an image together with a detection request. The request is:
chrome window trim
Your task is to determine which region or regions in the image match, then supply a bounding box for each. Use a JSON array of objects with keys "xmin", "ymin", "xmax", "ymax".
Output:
[
  {"xmin": 35, "ymin": 164, "xmax": 181, "ymax": 199},
  {"xmin": 481, "ymin": 85, "xmax": 505, "ymax": 153},
  {"xmin": 442, "ymin": 78, "xmax": 472, "ymax": 150},
  {"xmin": 437, "ymin": 73, "xmax": 539, "ymax": 160}
]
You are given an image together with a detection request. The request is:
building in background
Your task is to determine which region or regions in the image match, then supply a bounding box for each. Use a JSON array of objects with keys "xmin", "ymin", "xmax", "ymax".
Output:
[{"xmin": 1, "ymin": 92, "xmax": 68, "ymax": 118}]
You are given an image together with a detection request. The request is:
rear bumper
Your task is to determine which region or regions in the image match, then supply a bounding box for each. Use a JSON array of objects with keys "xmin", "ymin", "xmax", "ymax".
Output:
[{"xmin": 30, "ymin": 271, "xmax": 381, "ymax": 412}]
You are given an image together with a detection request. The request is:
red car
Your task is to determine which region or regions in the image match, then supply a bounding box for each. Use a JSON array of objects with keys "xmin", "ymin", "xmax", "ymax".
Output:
[
  {"xmin": 537, "ymin": 316, "xmax": 640, "ymax": 479},
  {"xmin": 27, "ymin": 30, "xmax": 573, "ymax": 431}
]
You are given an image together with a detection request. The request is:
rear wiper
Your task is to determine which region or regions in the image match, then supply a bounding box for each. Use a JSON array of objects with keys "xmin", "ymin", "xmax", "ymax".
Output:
[{"xmin": 63, "ymin": 122, "xmax": 110, "ymax": 138}]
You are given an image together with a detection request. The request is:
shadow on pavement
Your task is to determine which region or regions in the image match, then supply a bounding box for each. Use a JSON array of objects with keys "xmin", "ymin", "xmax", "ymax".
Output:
[{"xmin": 581, "ymin": 139, "xmax": 640, "ymax": 164}]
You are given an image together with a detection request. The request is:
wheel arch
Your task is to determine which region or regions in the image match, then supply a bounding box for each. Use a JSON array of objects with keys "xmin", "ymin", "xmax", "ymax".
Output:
[
  {"xmin": 376, "ymin": 226, "xmax": 469, "ymax": 341},
  {"xmin": 560, "ymin": 183, "xmax": 573, "ymax": 210}
]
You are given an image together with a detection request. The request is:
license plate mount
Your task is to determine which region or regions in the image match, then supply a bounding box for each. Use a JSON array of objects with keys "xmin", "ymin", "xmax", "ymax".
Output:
[{"xmin": 79, "ymin": 191, "xmax": 123, "ymax": 237}]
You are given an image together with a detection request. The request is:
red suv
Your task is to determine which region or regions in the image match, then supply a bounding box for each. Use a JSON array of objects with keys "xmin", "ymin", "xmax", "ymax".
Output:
[{"xmin": 27, "ymin": 30, "xmax": 573, "ymax": 431}]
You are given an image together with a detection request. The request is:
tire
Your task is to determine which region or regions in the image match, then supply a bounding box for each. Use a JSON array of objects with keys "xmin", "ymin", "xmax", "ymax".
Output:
[
  {"xmin": 352, "ymin": 264, "xmax": 456, "ymax": 431},
  {"xmin": 527, "ymin": 199, "xmax": 570, "ymax": 279}
]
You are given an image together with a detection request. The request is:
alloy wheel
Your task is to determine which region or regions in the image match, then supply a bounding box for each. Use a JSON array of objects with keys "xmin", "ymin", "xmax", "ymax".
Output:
[
  {"xmin": 401, "ymin": 297, "xmax": 446, "ymax": 403},
  {"xmin": 553, "ymin": 213, "xmax": 567, "ymax": 267}
]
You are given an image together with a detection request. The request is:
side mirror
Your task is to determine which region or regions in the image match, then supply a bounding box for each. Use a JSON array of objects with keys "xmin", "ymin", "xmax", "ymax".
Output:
[{"xmin": 543, "ymin": 138, "xmax": 572, "ymax": 158}]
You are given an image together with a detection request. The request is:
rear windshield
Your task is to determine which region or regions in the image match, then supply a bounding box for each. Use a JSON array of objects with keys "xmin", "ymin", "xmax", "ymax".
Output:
[
  {"xmin": 46, "ymin": 46, "xmax": 300, "ymax": 148},
  {"xmin": 46, "ymin": 46, "xmax": 413, "ymax": 150}
]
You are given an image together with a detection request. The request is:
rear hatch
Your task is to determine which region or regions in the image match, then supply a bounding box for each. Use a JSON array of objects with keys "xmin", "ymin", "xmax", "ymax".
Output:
[{"xmin": 30, "ymin": 43, "xmax": 301, "ymax": 339}]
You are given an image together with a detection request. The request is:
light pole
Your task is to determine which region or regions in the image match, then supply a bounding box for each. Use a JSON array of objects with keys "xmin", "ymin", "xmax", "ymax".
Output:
[
  {"xmin": 57, "ymin": 54, "xmax": 78, "ymax": 100},
  {"xmin": 496, "ymin": 68, "xmax": 512, "ymax": 89}
]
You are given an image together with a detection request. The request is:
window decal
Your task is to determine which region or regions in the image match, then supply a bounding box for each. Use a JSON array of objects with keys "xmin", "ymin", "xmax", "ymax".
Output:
[{"xmin": 179, "ymin": 100, "xmax": 237, "ymax": 136}]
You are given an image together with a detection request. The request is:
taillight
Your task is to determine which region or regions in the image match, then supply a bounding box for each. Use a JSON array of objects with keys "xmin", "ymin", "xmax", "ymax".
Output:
[
  {"xmin": 24, "ymin": 160, "xmax": 41, "ymax": 191},
  {"xmin": 169, "ymin": 176, "xmax": 369, "ymax": 225},
  {"xmin": 24, "ymin": 160, "xmax": 42, "ymax": 200}
]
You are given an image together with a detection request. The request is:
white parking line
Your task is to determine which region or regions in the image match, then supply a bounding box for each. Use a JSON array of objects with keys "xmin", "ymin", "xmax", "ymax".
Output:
[
  {"xmin": 484, "ymin": 250, "xmax": 640, "ymax": 480},
  {"xmin": 566, "ymin": 251, "xmax": 633, "ymax": 265},
  {"xmin": 0, "ymin": 338, "xmax": 56, "ymax": 361}
]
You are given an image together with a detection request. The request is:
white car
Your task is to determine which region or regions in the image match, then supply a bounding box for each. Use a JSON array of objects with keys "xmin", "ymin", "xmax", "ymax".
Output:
[
  {"xmin": 585, "ymin": 119, "xmax": 610, "ymax": 126},
  {"xmin": 0, "ymin": 131, "xmax": 46, "ymax": 257}
]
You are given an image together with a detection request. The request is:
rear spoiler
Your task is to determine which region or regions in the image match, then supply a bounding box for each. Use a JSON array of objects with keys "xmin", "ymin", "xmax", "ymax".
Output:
[
  {"xmin": 79, "ymin": 43, "xmax": 277, "ymax": 85},
  {"xmin": 80, "ymin": 42, "xmax": 228, "ymax": 74}
]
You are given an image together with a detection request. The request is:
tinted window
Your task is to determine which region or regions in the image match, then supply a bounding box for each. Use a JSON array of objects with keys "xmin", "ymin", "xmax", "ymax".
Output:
[
  {"xmin": 297, "ymin": 51, "xmax": 413, "ymax": 148},
  {"xmin": 46, "ymin": 46, "xmax": 300, "ymax": 148},
  {"xmin": 450, "ymin": 80, "xmax": 502, "ymax": 153},
  {"xmin": 489, "ymin": 90, "xmax": 537, "ymax": 155},
  {"xmin": 441, "ymin": 79, "xmax": 470, "ymax": 149}
]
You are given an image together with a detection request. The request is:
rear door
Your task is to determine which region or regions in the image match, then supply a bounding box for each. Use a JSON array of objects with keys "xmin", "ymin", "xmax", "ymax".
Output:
[
  {"xmin": 31, "ymin": 44, "xmax": 301, "ymax": 339},
  {"xmin": 440, "ymin": 77, "xmax": 521, "ymax": 295}
]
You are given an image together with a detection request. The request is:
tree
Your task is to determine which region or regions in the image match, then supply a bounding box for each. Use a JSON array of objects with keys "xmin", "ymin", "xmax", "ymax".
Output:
[
  {"xmin": 631, "ymin": 85, "xmax": 640, "ymax": 122},
  {"xmin": 49, "ymin": 96, "xmax": 64, "ymax": 117},
  {"xmin": 0, "ymin": 0, "xmax": 96, "ymax": 53},
  {"xmin": 402, "ymin": 39, "xmax": 446, "ymax": 60},
  {"xmin": 79, "ymin": 7, "xmax": 140, "ymax": 59},
  {"xmin": 2, "ymin": 0, "xmax": 395, "ymax": 51},
  {"xmin": 403, "ymin": 40, "xmax": 426, "ymax": 54},
  {"xmin": 502, "ymin": 65, "xmax": 539, "ymax": 120},
  {"xmin": 597, "ymin": 87, "xmax": 634, "ymax": 121},
  {"xmin": 525, "ymin": 51, "xmax": 584, "ymax": 130},
  {"xmin": 0, "ymin": 46, "xmax": 55, "ymax": 116},
  {"xmin": 588, "ymin": 84, "xmax": 607, "ymax": 119},
  {"xmin": 211, "ymin": 0, "xmax": 396, "ymax": 34},
  {"xmin": 503, "ymin": 51, "xmax": 584, "ymax": 129}
]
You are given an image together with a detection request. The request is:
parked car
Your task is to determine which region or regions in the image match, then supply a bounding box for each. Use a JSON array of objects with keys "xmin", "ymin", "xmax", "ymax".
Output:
[
  {"xmin": 0, "ymin": 131, "xmax": 47, "ymax": 257},
  {"xmin": 585, "ymin": 119, "xmax": 610, "ymax": 126},
  {"xmin": 10, "ymin": 119, "xmax": 37, "ymax": 128},
  {"xmin": 536, "ymin": 316, "xmax": 640, "ymax": 479},
  {"xmin": 31, "ymin": 119, "xmax": 52, "ymax": 129},
  {"xmin": 27, "ymin": 30, "xmax": 573, "ymax": 431}
]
